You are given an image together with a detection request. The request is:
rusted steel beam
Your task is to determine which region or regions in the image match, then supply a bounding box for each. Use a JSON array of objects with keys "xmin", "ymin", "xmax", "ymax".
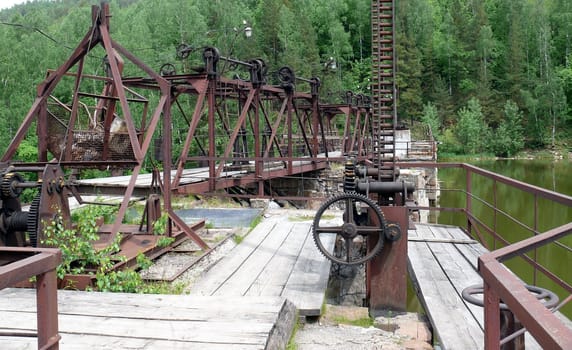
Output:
[
  {"xmin": 36, "ymin": 267, "xmax": 60, "ymax": 350},
  {"xmin": 488, "ymin": 222, "xmax": 572, "ymax": 262},
  {"xmin": 215, "ymin": 89, "xmax": 257, "ymax": 178},
  {"xmin": 263, "ymin": 98, "xmax": 288, "ymax": 158},
  {"xmin": 367, "ymin": 206, "xmax": 408, "ymax": 312},
  {"xmin": 483, "ymin": 281, "xmax": 502, "ymax": 350},
  {"xmin": 99, "ymin": 16, "xmax": 141, "ymax": 162},
  {"xmin": 173, "ymin": 85, "xmax": 208, "ymax": 188},
  {"xmin": 0, "ymin": 248, "xmax": 62, "ymax": 350},
  {"xmin": 480, "ymin": 253, "xmax": 572, "ymax": 349},
  {"xmin": 478, "ymin": 223, "xmax": 572, "ymax": 349},
  {"xmin": 0, "ymin": 248, "xmax": 61, "ymax": 288},
  {"xmin": 462, "ymin": 164, "xmax": 572, "ymax": 207},
  {"xmin": 166, "ymin": 208, "xmax": 209, "ymax": 251}
]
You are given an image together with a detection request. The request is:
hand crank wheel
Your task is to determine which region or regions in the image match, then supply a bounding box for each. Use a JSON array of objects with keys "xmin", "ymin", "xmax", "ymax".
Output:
[{"xmin": 313, "ymin": 192, "xmax": 386, "ymax": 265}]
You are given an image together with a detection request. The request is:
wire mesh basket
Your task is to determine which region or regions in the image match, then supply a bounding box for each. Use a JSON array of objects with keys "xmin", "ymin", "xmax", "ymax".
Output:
[{"xmin": 46, "ymin": 102, "xmax": 136, "ymax": 163}]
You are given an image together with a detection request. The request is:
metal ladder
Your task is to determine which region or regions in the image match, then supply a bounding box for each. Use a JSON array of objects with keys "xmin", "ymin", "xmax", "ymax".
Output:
[{"xmin": 371, "ymin": 0, "xmax": 397, "ymax": 181}]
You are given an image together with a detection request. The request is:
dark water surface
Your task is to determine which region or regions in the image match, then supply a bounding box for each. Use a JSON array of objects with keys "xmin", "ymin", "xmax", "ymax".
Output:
[{"xmin": 435, "ymin": 158, "xmax": 572, "ymax": 318}]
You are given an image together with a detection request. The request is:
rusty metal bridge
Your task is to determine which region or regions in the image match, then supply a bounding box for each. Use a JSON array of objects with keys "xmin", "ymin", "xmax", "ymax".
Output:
[{"xmin": 0, "ymin": 2, "xmax": 412, "ymax": 247}]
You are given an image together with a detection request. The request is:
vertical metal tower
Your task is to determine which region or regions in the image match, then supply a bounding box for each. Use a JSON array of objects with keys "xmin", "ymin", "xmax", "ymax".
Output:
[{"xmin": 371, "ymin": 0, "xmax": 397, "ymax": 181}]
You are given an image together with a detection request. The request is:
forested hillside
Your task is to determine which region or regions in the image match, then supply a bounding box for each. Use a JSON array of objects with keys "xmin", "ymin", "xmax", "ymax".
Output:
[{"xmin": 0, "ymin": 0, "xmax": 570, "ymax": 158}]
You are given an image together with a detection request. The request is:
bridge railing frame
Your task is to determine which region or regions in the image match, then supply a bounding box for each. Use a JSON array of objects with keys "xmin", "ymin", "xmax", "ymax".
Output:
[{"xmin": 0, "ymin": 247, "xmax": 62, "ymax": 350}]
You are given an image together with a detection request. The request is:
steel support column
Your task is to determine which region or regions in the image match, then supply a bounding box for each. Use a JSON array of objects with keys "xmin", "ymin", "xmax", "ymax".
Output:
[{"xmin": 367, "ymin": 206, "xmax": 408, "ymax": 313}]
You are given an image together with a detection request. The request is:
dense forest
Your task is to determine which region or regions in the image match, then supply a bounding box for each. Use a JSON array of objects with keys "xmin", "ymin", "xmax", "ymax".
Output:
[{"xmin": 0, "ymin": 0, "xmax": 571, "ymax": 159}]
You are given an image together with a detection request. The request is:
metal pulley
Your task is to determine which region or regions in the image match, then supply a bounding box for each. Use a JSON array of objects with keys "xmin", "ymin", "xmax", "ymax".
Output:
[
  {"xmin": 278, "ymin": 66, "xmax": 295, "ymax": 92},
  {"xmin": 203, "ymin": 47, "xmax": 220, "ymax": 77}
]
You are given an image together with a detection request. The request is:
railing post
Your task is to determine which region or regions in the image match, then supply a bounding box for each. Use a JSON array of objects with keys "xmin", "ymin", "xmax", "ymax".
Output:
[
  {"xmin": 484, "ymin": 281, "xmax": 501, "ymax": 350},
  {"xmin": 207, "ymin": 78, "xmax": 216, "ymax": 192},
  {"xmin": 37, "ymin": 268, "xmax": 60, "ymax": 350},
  {"xmin": 466, "ymin": 167, "xmax": 472, "ymax": 234},
  {"xmin": 533, "ymin": 194, "xmax": 538, "ymax": 285},
  {"xmin": 493, "ymin": 180, "xmax": 497, "ymax": 250}
]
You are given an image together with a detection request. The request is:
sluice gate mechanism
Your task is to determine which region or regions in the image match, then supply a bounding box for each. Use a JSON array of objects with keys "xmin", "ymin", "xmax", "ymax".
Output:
[
  {"xmin": 0, "ymin": 2, "xmax": 399, "ymax": 289},
  {"xmin": 312, "ymin": 0, "xmax": 416, "ymax": 314},
  {"xmin": 0, "ymin": 0, "xmax": 417, "ymax": 315}
]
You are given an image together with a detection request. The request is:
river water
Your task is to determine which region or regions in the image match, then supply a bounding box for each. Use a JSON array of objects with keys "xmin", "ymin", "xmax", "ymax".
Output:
[{"xmin": 433, "ymin": 158, "xmax": 572, "ymax": 318}]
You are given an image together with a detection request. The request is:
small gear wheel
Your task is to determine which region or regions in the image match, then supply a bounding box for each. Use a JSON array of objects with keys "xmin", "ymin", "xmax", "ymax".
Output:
[
  {"xmin": 160, "ymin": 63, "xmax": 176, "ymax": 76},
  {"xmin": 1, "ymin": 172, "xmax": 24, "ymax": 199},
  {"xmin": 313, "ymin": 192, "xmax": 386, "ymax": 265},
  {"xmin": 27, "ymin": 195, "xmax": 40, "ymax": 247},
  {"xmin": 176, "ymin": 43, "xmax": 193, "ymax": 60}
]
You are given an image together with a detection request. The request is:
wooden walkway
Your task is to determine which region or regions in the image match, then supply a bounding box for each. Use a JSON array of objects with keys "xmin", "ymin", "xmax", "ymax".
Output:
[
  {"xmin": 189, "ymin": 212, "xmax": 335, "ymax": 316},
  {"xmin": 75, "ymin": 152, "xmax": 340, "ymax": 195},
  {"xmin": 0, "ymin": 288, "xmax": 296, "ymax": 349},
  {"xmin": 5, "ymin": 213, "xmax": 569, "ymax": 349},
  {"xmin": 408, "ymin": 223, "xmax": 543, "ymax": 350},
  {"xmin": 0, "ymin": 212, "xmax": 334, "ymax": 349}
]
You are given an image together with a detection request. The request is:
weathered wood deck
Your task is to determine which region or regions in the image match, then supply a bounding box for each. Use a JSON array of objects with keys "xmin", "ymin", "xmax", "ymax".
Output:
[
  {"xmin": 408, "ymin": 223, "xmax": 544, "ymax": 350},
  {"xmin": 189, "ymin": 213, "xmax": 335, "ymax": 317},
  {"xmin": 4, "ymin": 213, "xmax": 568, "ymax": 349},
  {"xmin": 0, "ymin": 212, "xmax": 331, "ymax": 349},
  {"xmin": 0, "ymin": 289, "xmax": 296, "ymax": 349}
]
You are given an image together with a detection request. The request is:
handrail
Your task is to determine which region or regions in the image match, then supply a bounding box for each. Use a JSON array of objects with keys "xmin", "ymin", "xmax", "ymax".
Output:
[
  {"xmin": 479, "ymin": 223, "xmax": 572, "ymax": 349},
  {"xmin": 397, "ymin": 161, "xmax": 572, "ymax": 348},
  {"xmin": 0, "ymin": 247, "xmax": 62, "ymax": 350}
]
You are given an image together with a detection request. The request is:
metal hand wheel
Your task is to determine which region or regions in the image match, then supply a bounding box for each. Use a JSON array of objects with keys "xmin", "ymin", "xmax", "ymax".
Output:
[{"xmin": 313, "ymin": 192, "xmax": 386, "ymax": 265}]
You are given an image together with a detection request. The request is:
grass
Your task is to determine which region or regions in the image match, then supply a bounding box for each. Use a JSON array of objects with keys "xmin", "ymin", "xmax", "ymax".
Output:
[
  {"xmin": 232, "ymin": 234, "xmax": 244, "ymax": 245},
  {"xmin": 205, "ymin": 221, "xmax": 215, "ymax": 229},
  {"xmin": 249, "ymin": 214, "xmax": 263, "ymax": 231},
  {"xmin": 286, "ymin": 311, "xmax": 301, "ymax": 350},
  {"xmin": 288, "ymin": 214, "xmax": 336, "ymax": 222},
  {"xmin": 331, "ymin": 315, "xmax": 374, "ymax": 328}
]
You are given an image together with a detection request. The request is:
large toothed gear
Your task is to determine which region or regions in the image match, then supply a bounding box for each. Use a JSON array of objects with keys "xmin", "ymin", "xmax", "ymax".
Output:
[
  {"xmin": 312, "ymin": 192, "xmax": 386, "ymax": 265},
  {"xmin": 27, "ymin": 195, "xmax": 40, "ymax": 247},
  {"xmin": 1, "ymin": 172, "xmax": 24, "ymax": 199}
]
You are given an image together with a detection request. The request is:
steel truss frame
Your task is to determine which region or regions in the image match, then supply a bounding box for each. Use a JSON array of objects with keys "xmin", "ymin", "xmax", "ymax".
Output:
[{"xmin": 1, "ymin": 3, "xmax": 375, "ymax": 249}]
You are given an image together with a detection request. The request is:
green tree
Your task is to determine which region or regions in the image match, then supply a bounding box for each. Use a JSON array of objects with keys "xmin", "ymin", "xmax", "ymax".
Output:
[
  {"xmin": 455, "ymin": 98, "xmax": 489, "ymax": 154},
  {"xmin": 420, "ymin": 102, "xmax": 441, "ymax": 141},
  {"xmin": 488, "ymin": 100, "xmax": 525, "ymax": 157}
]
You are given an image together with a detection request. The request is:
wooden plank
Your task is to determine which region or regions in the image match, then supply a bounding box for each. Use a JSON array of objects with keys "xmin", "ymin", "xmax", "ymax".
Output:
[
  {"xmin": 426, "ymin": 227, "xmax": 485, "ymax": 328},
  {"xmin": 0, "ymin": 289, "xmax": 296, "ymax": 349},
  {"xmin": 0, "ymin": 334, "xmax": 264, "ymax": 350},
  {"xmin": 0, "ymin": 311, "xmax": 273, "ymax": 344},
  {"xmin": 281, "ymin": 227, "xmax": 335, "ymax": 316},
  {"xmin": 245, "ymin": 223, "xmax": 308, "ymax": 297},
  {"xmin": 77, "ymin": 167, "xmax": 247, "ymax": 188},
  {"xmin": 211, "ymin": 222, "xmax": 294, "ymax": 296},
  {"xmin": 408, "ymin": 227, "xmax": 418, "ymax": 238},
  {"xmin": 415, "ymin": 223, "xmax": 438, "ymax": 239},
  {"xmin": 410, "ymin": 225, "xmax": 546, "ymax": 350},
  {"xmin": 0, "ymin": 289, "xmax": 285, "ymax": 323},
  {"xmin": 189, "ymin": 219, "xmax": 277, "ymax": 296},
  {"xmin": 408, "ymin": 240, "xmax": 484, "ymax": 349}
]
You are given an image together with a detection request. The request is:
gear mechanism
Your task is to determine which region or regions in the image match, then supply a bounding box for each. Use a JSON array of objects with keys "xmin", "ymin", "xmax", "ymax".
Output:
[
  {"xmin": 312, "ymin": 192, "xmax": 386, "ymax": 265},
  {"xmin": 27, "ymin": 195, "xmax": 41, "ymax": 247},
  {"xmin": 1, "ymin": 172, "xmax": 24, "ymax": 199}
]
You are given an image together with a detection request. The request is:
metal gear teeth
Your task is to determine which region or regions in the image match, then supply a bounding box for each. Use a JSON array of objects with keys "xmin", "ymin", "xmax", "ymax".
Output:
[{"xmin": 312, "ymin": 192, "xmax": 386, "ymax": 265}]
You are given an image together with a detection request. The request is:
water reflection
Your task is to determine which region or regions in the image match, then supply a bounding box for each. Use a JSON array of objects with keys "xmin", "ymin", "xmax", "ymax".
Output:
[{"xmin": 436, "ymin": 159, "xmax": 572, "ymax": 318}]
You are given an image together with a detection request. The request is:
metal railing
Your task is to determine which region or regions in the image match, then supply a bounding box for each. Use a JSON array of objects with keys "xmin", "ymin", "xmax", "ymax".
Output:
[
  {"xmin": 0, "ymin": 247, "xmax": 62, "ymax": 350},
  {"xmin": 399, "ymin": 162, "xmax": 572, "ymax": 349},
  {"xmin": 480, "ymin": 224, "xmax": 572, "ymax": 349}
]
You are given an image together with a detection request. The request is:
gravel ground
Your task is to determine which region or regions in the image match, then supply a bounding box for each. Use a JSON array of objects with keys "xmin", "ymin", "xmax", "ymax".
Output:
[
  {"xmin": 294, "ymin": 305, "xmax": 433, "ymax": 350},
  {"xmin": 295, "ymin": 322, "xmax": 408, "ymax": 350}
]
